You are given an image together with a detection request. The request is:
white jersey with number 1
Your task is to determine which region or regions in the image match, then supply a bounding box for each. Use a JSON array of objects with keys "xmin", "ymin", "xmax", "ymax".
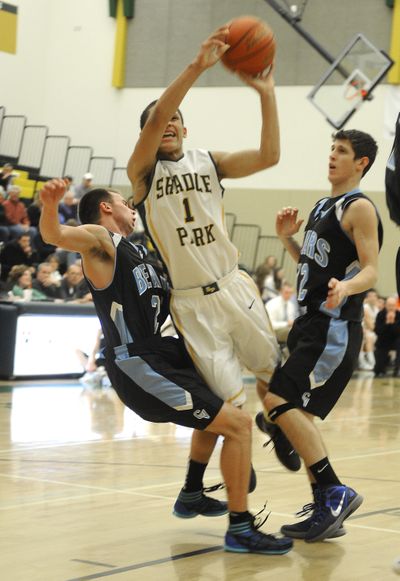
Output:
[{"xmin": 139, "ymin": 149, "xmax": 238, "ymax": 290}]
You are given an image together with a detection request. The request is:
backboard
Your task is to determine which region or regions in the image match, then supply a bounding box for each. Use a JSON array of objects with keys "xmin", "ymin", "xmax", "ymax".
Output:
[{"xmin": 307, "ymin": 33, "xmax": 393, "ymax": 129}]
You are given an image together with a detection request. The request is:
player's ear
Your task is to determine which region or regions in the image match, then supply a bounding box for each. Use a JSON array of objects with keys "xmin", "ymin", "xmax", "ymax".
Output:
[
  {"xmin": 183, "ymin": 127, "xmax": 187, "ymax": 139},
  {"xmin": 99, "ymin": 200, "xmax": 112, "ymax": 213},
  {"xmin": 357, "ymin": 156, "xmax": 369, "ymax": 173}
]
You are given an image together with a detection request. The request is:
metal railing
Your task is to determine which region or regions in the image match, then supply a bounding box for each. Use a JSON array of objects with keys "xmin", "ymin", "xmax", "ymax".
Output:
[
  {"xmin": 18, "ymin": 125, "xmax": 48, "ymax": 173},
  {"xmin": 40, "ymin": 135, "xmax": 70, "ymax": 179},
  {"xmin": 88, "ymin": 156, "xmax": 115, "ymax": 186},
  {"xmin": 231, "ymin": 223, "xmax": 261, "ymax": 272},
  {"xmin": 0, "ymin": 115, "xmax": 26, "ymax": 161},
  {"xmin": 63, "ymin": 146, "xmax": 93, "ymax": 181}
]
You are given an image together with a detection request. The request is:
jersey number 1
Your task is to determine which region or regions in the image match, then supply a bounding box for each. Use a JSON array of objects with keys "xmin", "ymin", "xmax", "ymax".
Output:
[{"xmin": 182, "ymin": 198, "xmax": 194, "ymax": 223}]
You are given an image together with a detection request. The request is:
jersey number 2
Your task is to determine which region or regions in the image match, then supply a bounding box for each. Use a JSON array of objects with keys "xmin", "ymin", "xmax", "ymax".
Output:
[{"xmin": 151, "ymin": 295, "xmax": 161, "ymax": 334}]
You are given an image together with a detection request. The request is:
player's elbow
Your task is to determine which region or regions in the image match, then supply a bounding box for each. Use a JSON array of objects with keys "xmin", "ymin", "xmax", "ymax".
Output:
[{"xmin": 260, "ymin": 148, "xmax": 280, "ymax": 169}]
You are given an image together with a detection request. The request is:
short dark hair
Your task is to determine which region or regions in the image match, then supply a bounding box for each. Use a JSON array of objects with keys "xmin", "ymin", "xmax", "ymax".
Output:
[
  {"xmin": 139, "ymin": 100, "xmax": 184, "ymax": 130},
  {"xmin": 333, "ymin": 129, "xmax": 378, "ymax": 177},
  {"xmin": 78, "ymin": 188, "xmax": 113, "ymax": 225}
]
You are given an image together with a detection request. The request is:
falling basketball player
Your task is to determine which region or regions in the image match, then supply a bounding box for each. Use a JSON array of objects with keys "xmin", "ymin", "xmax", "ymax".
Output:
[
  {"xmin": 127, "ymin": 24, "xmax": 301, "ymax": 483},
  {"xmin": 39, "ymin": 179, "xmax": 293, "ymax": 555},
  {"xmin": 264, "ymin": 129, "xmax": 383, "ymax": 542}
]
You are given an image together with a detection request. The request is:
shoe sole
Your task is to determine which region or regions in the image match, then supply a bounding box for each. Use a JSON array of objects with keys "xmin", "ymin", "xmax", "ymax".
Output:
[
  {"xmin": 281, "ymin": 526, "xmax": 346, "ymax": 539},
  {"xmin": 305, "ymin": 494, "xmax": 363, "ymax": 543},
  {"xmin": 173, "ymin": 509, "xmax": 228, "ymax": 519},
  {"xmin": 224, "ymin": 544, "xmax": 292, "ymax": 555}
]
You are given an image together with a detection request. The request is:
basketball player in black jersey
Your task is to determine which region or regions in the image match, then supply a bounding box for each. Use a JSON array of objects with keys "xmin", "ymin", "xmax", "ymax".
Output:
[
  {"xmin": 261, "ymin": 129, "xmax": 383, "ymax": 543},
  {"xmin": 39, "ymin": 179, "xmax": 292, "ymax": 556}
]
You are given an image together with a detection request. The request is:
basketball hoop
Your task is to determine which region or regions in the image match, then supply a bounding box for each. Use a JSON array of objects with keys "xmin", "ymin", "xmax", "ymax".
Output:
[{"xmin": 343, "ymin": 69, "xmax": 371, "ymax": 102}]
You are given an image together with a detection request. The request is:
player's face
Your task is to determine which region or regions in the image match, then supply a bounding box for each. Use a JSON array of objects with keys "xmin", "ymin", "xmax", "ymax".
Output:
[
  {"xmin": 328, "ymin": 139, "xmax": 362, "ymax": 185},
  {"xmin": 110, "ymin": 192, "xmax": 137, "ymax": 235},
  {"xmin": 158, "ymin": 111, "xmax": 187, "ymax": 156}
]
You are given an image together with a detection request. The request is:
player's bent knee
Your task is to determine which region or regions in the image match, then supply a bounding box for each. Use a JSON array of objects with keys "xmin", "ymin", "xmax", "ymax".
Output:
[
  {"xmin": 207, "ymin": 403, "xmax": 252, "ymax": 439},
  {"xmin": 268, "ymin": 402, "xmax": 296, "ymax": 422}
]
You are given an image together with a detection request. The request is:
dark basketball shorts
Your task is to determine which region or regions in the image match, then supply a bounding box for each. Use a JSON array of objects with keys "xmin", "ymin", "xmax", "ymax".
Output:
[
  {"xmin": 269, "ymin": 311, "xmax": 363, "ymax": 419},
  {"xmin": 105, "ymin": 336, "xmax": 223, "ymax": 430}
]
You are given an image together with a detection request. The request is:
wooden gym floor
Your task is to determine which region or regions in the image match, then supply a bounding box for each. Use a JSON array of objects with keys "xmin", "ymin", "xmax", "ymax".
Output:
[{"xmin": 0, "ymin": 371, "xmax": 399, "ymax": 581}]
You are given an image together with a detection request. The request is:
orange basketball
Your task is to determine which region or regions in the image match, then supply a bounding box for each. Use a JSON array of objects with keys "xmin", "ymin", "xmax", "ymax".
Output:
[{"xmin": 222, "ymin": 15, "xmax": 276, "ymax": 77}]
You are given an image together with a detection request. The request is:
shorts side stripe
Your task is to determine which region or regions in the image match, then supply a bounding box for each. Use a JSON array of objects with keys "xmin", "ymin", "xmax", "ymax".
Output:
[
  {"xmin": 310, "ymin": 318, "xmax": 348, "ymax": 388},
  {"xmin": 115, "ymin": 355, "xmax": 194, "ymax": 411}
]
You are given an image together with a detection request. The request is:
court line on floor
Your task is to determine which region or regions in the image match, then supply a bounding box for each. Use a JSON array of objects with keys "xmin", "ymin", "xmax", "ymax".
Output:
[{"xmin": 66, "ymin": 545, "xmax": 223, "ymax": 581}]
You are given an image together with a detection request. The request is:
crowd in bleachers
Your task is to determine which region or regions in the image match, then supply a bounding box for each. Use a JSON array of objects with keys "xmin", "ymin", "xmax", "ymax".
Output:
[{"xmin": 0, "ymin": 165, "xmax": 94, "ymax": 303}]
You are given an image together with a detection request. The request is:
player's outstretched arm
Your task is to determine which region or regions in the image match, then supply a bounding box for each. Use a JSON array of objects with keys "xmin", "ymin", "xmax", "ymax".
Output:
[
  {"xmin": 276, "ymin": 206, "xmax": 303, "ymax": 262},
  {"xmin": 127, "ymin": 25, "xmax": 230, "ymax": 204},
  {"xmin": 39, "ymin": 179, "xmax": 103, "ymax": 255}
]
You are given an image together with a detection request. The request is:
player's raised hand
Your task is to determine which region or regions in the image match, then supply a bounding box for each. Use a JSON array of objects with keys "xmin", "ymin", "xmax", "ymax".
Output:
[
  {"xmin": 325, "ymin": 277, "xmax": 347, "ymax": 309},
  {"xmin": 237, "ymin": 61, "xmax": 275, "ymax": 93},
  {"xmin": 276, "ymin": 207, "xmax": 304, "ymax": 239},
  {"xmin": 194, "ymin": 25, "xmax": 230, "ymax": 70},
  {"xmin": 40, "ymin": 179, "xmax": 67, "ymax": 206}
]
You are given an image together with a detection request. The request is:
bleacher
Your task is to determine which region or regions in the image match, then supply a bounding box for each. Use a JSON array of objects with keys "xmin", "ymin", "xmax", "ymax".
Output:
[{"xmin": 0, "ymin": 104, "xmax": 294, "ymax": 283}]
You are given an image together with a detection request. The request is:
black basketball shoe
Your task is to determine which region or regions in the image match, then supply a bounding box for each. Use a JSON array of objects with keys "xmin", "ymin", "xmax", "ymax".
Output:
[
  {"xmin": 281, "ymin": 487, "xmax": 346, "ymax": 539},
  {"xmin": 255, "ymin": 411, "xmax": 301, "ymax": 471}
]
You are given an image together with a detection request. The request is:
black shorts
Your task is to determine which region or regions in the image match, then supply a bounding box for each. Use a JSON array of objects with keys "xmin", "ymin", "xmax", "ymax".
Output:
[
  {"xmin": 270, "ymin": 311, "xmax": 362, "ymax": 419},
  {"xmin": 105, "ymin": 336, "xmax": 223, "ymax": 430}
]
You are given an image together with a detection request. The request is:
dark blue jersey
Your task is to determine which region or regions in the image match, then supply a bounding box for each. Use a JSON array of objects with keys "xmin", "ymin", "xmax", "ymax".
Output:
[
  {"xmin": 297, "ymin": 189, "xmax": 383, "ymax": 321},
  {"xmin": 84, "ymin": 233, "xmax": 169, "ymax": 352}
]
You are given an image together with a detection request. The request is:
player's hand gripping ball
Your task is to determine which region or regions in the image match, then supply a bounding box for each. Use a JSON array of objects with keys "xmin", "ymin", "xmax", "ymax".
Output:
[{"xmin": 221, "ymin": 15, "xmax": 276, "ymax": 77}]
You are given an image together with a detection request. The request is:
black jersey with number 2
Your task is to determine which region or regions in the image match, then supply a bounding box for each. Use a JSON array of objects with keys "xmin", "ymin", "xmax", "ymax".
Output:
[
  {"xmin": 297, "ymin": 189, "xmax": 383, "ymax": 321},
  {"xmin": 86, "ymin": 232, "xmax": 169, "ymax": 351}
]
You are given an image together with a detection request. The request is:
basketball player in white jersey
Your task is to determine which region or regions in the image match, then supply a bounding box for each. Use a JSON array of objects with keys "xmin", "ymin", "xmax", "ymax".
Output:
[{"xmin": 127, "ymin": 24, "xmax": 301, "ymax": 476}]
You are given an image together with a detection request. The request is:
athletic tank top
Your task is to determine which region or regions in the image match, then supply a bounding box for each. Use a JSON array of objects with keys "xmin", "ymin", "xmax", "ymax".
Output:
[
  {"xmin": 297, "ymin": 190, "xmax": 383, "ymax": 321},
  {"xmin": 84, "ymin": 233, "xmax": 169, "ymax": 351},
  {"xmin": 138, "ymin": 149, "xmax": 239, "ymax": 289}
]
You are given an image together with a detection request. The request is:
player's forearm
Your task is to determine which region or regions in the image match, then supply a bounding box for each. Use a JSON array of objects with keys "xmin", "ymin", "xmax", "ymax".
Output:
[
  {"xmin": 40, "ymin": 205, "xmax": 64, "ymax": 246},
  {"xmin": 279, "ymin": 236, "xmax": 301, "ymax": 262},
  {"xmin": 341, "ymin": 265, "xmax": 378, "ymax": 298},
  {"xmin": 151, "ymin": 63, "xmax": 204, "ymax": 127},
  {"xmin": 259, "ymin": 88, "xmax": 280, "ymax": 166}
]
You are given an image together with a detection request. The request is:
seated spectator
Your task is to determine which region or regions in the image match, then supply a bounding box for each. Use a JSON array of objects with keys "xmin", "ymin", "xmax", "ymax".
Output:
[
  {"xmin": 377, "ymin": 296, "xmax": 386, "ymax": 312},
  {"xmin": 59, "ymin": 262, "xmax": 92, "ymax": 303},
  {"xmin": 7, "ymin": 264, "xmax": 48, "ymax": 301},
  {"xmin": 3, "ymin": 186, "xmax": 36, "ymax": 242},
  {"xmin": 73, "ymin": 173, "xmax": 93, "ymax": 201},
  {"xmin": 58, "ymin": 190, "xmax": 79, "ymax": 224},
  {"xmin": 0, "ymin": 186, "xmax": 10, "ymax": 243},
  {"xmin": 254, "ymin": 254, "xmax": 278, "ymax": 297},
  {"xmin": 53, "ymin": 219, "xmax": 80, "ymax": 273},
  {"xmin": 0, "ymin": 233, "xmax": 39, "ymax": 281},
  {"xmin": 265, "ymin": 282, "xmax": 298, "ymax": 344},
  {"xmin": 46, "ymin": 252, "xmax": 63, "ymax": 284},
  {"xmin": 27, "ymin": 193, "xmax": 42, "ymax": 228},
  {"xmin": 31, "ymin": 262, "xmax": 62, "ymax": 300},
  {"xmin": 0, "ymin": 163, "xmax": 16, "ymax": 190},
  {"xmin": 374, "ymin": 296, "xmax": 400, "ymax": 377},
  {"xmin": 262, "ymin": 266, "xmax": 285, "ymax": 302}
]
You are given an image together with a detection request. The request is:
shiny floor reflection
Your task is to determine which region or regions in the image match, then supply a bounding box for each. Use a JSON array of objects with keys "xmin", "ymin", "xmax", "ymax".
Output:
[{"xmin": 0, "ymin": 373, "xmax": 399, "ymax": 581}]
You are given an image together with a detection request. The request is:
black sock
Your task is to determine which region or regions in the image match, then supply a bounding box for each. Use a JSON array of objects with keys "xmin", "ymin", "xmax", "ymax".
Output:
[
  {"xmin": 229, "ymin": 511, "xmax": 252, "ymax": 526},
  {"xmin": 309, "ymin": 457, "xmax": 342, "ymax": 487},
  {"xmin": 182, "ymin": 459, "xmax": 207, "ymax": 492}
]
